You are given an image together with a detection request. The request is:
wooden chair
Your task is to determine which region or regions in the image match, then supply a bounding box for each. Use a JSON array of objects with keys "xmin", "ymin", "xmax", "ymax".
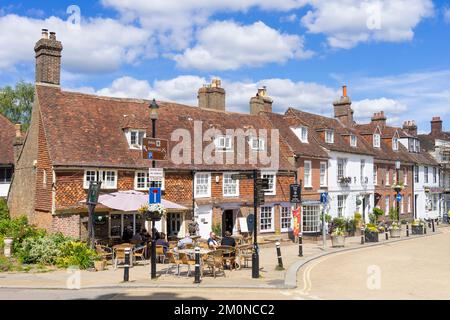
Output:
[
  {"xmin": 156, "ymin": 245, "xmax": 167, "ymax": 264},
  {"xmin": 133, "ymin": 245, "xmax": 148, "ymax": 265},
  {"xmin": 179, "ymin": 252, "xmax": 196, "ymax": 277},
  {"xmin": 217, "ymin": 245, "xmax": 236, "ymax": 270},
  {"xmin": 169, "ymin": 241, "xmax": 178, "ymax": 250},
  {"xmin": 165, "ymin": 251, "xmax": 182, "ymax": 276},
  {"xmin": 197, "ymin": 241, "xmax": 210, "ymax": 249},
  {"xmin": 95, "ymin": 245, "xmax": 113, "ymax": 261},
  {"xmin": 185, "ymin": 243, "xmax": 194, "ymax": 249},
  {"xmin": 236, "ymin": 245, "xmax": 253, "ymax": 270},
  {"xmin": 204, "ymin": 250, "xmax": 226, "ymax": 278}
]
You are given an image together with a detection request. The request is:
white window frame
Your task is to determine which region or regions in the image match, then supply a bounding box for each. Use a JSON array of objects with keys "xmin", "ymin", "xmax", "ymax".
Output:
[
  {"xmin": 360, "ymin": 160, "xmax": 366, "ymax": 184},
  {"xmin": 280, "ymin": 205, "xmax": 293, "ymax": 233},
  {"xmin": 385, "ymin": 196, "xmax": 390, "ymax": 215},
  {"xmin": 392, "ymin": 137, "xmax": 399, "ymax": 151},
  {"xmin": 249, "ymin": 137, "xmax": 265, "ymax": 151},
  {"xmin": 0, "ymin": 166, "xmax": 13, "ymax": 184},
  {"xmin": 407, "ymin": 195, "xmax": 411, "ymax": 213},
  {"xmin": 304, "ymin": 161, "xmax": 312, "ymax": 188},
  {"xmin": 374, "ymin": 165, "xmax": 378, "ymax": 185},
  {"xmin": 337, "ymin": 195, "xmax": 347, "ymax": 217},
  {"xmin": 385, "ymin": 168, "xmax": 390, "ymax": 186},
  {"xmin": 292, "ymin": 126, "xmax": 308, "ymax": 143},
  {"xmin": 215, "ymin": 135, "xmax": 232, "ymax": 152},
  {"xmin": 134, "ymin": 170, "xmax": 165, "ymax": 191},
  {"xmin": 325, "ymin": 130, "xmax": 334, "ymax": 144},
  {"xmin": 350, "ymin": 135, "xmax": 357, "ymax": 147},
  {"xmin": 261, "ymin": 172, "xmax": 276, "ymax": 196},
  {"xmin": 126, "ymin": 129, "xmax": 146, "ymax": 150},
  {"xmin": 403, "ymin": 168, "xmax": 408, "ymax": 186},
  {"xmin": 414, "ymin": 166, "xmax": 419, "ymax": 183},
  {"xmin": 83, "ymin": 169, "xmax": 118, "ymax": 190},
  {"xmin": 320, "ymin": 161, "xmax": 327, "ymax": 187},
  {"xmin": 424, "ymin": 167, "xmax": 429, "ymax": 184},
  {"xmin": 373, "ymin": 134, "xmax": 381, "ymax": 148},
  {"xmin": 433, "ymin": 167, "xmax": 437, "ymax": 184},
  {"xmin": 337, "ymin": 158, "xmax": 347, "ymax": 180},
  {"xmin": 302, "ymin": 205, "xmax": 321, "ymax": 233},
  {"xmin": 223, "ymin": 173, "xmax": 239, "ymax": 197},
  {"xmin": 194, "ymin": 172, "xmax": 211, "ymax": 198},
  {"xmin": 260, "ymin": 206, "xmax": 275, "ymax": 233}
]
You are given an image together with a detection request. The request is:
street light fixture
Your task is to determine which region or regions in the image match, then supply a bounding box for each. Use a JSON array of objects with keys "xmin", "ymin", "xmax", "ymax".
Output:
[{"xmin": 149, "ymin": 98, "xmax": 159, "ymax": 280}]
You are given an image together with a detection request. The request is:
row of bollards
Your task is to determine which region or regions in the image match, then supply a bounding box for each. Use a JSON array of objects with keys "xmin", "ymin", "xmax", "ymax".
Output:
[
  {"xmin": 298, "ymin": 235, "xmax": 303, "ymax": 257},
  {"xmin": 276, "ymin": 242, "xmax": 284, "ymax": 270},
  {"xmin": 360, "ymin": 226, "xmax": 365, "ymax": 244}
]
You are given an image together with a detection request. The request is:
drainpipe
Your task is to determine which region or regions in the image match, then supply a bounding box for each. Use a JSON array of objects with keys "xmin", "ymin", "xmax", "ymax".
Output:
[
  {"xmin": 192, "ymin": 170, "xmax": 196, "ymax": 224},
  {"xmin": 412, "ymin": 165, "xmax": 416, "ymax": 219}
]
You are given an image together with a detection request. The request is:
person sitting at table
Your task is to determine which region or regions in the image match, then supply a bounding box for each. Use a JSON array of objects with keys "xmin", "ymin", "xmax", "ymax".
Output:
[
  {"xmin": 140, "ymin": 229, "xmax": 150, "ymax": 244},
  {"xmin": 130, "ymin": 232, "xmax": 143, "ymax": 245},
  {"xmin": 122, "ymin": 225, "xmax": 133, "ymax": 242},
  {"xmin": 221, "ymin": 231, "xmax": 236, "ymax": 247},
  {"xmin": 156, "ymin": 232, "xmax": 169, "ymax": 254},
  {"xmin": 177, "ymin": 235, "xmax": 193, "ymax": 249},
  {"xmin": 207, "ymin": 232, "xmax": 219, "ymax": 250}
]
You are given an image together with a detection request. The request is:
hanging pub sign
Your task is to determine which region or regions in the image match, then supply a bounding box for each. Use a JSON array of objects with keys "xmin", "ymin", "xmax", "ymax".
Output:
[
  {"xmin": 290, "ymin": 184, "xmax": 302, "ymax": 203},
  {"xmin": 86, "ymin": 181, "xmax": 102, "ymax": 205}
]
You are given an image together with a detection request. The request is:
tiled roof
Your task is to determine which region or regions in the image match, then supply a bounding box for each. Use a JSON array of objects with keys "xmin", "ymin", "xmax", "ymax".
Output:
[
  {"xmin": 36, "ymin": 85, "xmax": 295, "ymax": 171},
  {"xmin": 0, "ymin": 114, "xmax": 15, "ymax": 165},
  {"xmin": 286, "ymin": 108, "xmax": 375, "ymax": 156},
  {"xmin": 260, "ymin": 112, "xmax": 329, "ymax": 159}
]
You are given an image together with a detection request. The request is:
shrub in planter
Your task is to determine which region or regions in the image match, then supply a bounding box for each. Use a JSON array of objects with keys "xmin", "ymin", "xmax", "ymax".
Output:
[
  {"xmin": 411, "ymin": 219, "xmax": 424, "ymax": 235},
  {"xmin": 56, "ymin": 241, "xmax": 97, "ymax": 270},
  {"xmin": 365, "ymin": 224, "xmax": 379, "ymax": 242},
  {"xmin": 345, "ymin": 218, "xmax": 357, "ymax": 236},
  {"xmin": 389, "ymin": 222, "xmax": 401, "ymax": 238},
  {"xmin": 331, "ymin": 227, "xmax": 345, "ymax": 248}
]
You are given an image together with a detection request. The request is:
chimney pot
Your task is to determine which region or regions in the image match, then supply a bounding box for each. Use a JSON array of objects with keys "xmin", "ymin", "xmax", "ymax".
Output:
[
  {"xmin": 342, "ymin": 85, "xmax": 347, "ymax": 97},
  {"xmin": 431, "ymin": 116, "xmax": 443, "ymax": 136},
  {"xmin": 15, "ymin": 123, "xmax": 21, "ymax": 138},
  {"xmin": 41, "ymin": 29, "xmax": 49, "ymax": 39},
  {"xmin": 49, "ymin": 31, "xmax": 56, "ymax": 40}
]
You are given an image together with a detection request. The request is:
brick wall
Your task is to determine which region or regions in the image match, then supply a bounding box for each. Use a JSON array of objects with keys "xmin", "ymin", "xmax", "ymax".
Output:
[
  {"xmin": 297, "ymin": 158, "xmax": 324, "ymax": 202},
  {"xmin": 52, "ymin": 213, "xmax": 81, "ymax": 238}
]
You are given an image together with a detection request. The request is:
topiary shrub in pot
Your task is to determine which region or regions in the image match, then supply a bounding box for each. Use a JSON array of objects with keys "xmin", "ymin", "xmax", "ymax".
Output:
[
  {"xmin": 331, "ymin": 227, "xmax": 346, "ymax": 248},
  {"xmin": 365, "ymin": 224, "xmax": 379, "ymax": 242},
  {"xmin": 411, "ymin": 219, "xmax": 424, "ymax": 235}
]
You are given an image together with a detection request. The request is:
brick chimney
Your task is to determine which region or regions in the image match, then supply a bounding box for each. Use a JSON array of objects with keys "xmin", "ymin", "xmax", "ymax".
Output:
[
  {"xmin": 34, "ymin": 29, "xmax": 63, "ymax": 86},
  {"xmin": 431, "ymin": 116, "xmax": 443, "ymax": 136},
  {"xmin": 333, "ymin": 85, "xmax": 354, "ymax": 127},
  {"xmin": 402, "ymin": 120, "xmax": 418, "ymax": 136},
  {"xmin": 371, "ymin": 111, "xmax": 387, "ymax": 126},
  {"xmin": 13, "ymin": 123, "xmax": 24, "ymax": 163},
  {"xmin": 198, "ymin": 78, "xmax": 225, "ymax": 111},
  {"xmin": 250, "ymin": 86, "xmax": 273, "ymax": 115}
]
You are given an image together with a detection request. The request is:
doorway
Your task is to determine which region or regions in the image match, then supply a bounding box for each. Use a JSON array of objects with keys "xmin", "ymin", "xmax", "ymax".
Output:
[
  {"xmin": 167, "ymin": 212, "xmax": 182, "ymax": 238},
  {"xmin": 222, "ymin": 210, "xmax": 234, "ymax": 236},
  {"xmin": 415, "ymin": 195, "xmax": 419, "ymax": 219}
]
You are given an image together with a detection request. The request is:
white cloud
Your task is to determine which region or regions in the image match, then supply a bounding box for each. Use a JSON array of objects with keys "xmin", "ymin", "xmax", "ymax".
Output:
[
  {"xmin": 301, "ymin": 0, "xmax": 434, "ymax": 49},
  {"xmin": 444, "ymin": 7, "xmax": 450, "ymax": 23},
  {"xmin": 173, "ymin": 21, "xmax": 313, "ymax": 71},
  {"xmin": 352, "ymin": 98, "xmax": 407, "ymax": 123},
  {"xmin": 0, "ymin": 14, "xmax": 153, "ymax": 73}
]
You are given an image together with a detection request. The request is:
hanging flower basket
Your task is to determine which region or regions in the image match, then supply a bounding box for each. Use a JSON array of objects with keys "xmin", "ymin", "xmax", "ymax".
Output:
[
  {"xmin": 391, "ymin": 183, "xmax": 405, "ymax": 193},
  {"xmin": 138, "ymin": 204, "xmax": 167, "ymax": 221}
]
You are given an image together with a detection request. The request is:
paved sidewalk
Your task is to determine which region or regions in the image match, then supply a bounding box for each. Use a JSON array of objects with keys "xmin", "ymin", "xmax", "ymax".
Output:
[{"xmin": 0, "ymin": 224, "xmax": 446, "ymax": 290}]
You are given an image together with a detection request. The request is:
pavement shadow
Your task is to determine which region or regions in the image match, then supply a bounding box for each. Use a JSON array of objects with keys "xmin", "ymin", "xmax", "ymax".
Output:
[{"xmin": 77, "ymin": 291, "xmax": 207, "ymax": 300}]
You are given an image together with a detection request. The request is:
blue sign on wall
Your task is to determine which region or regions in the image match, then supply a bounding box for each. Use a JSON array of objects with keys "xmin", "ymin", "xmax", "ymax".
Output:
[
  {"xmin": 320, "ymin": 192, "xmax": 328, "ymax": 204},
  {"xmin": 149, "ymin": 188, "xmax": 161, "ymax": 204},
  {"xmin": 396, "ymin": 194, "xmax": 403, "ymax": 202}
]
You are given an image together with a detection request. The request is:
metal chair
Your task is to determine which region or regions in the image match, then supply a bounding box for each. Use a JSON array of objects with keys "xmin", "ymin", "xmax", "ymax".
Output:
[
  {"xmin": 133, "ymin": 245, "xmax": 148, "ymax": 265},
  {"xmin": 204, "ymin": 250, "xmax": 226, "ymax": 278},
  {"xmin": 165, "ymin": 251, "xmax": 182, "ymax": 276},
  {"xmin": 156, "ymin": 245, "xmax": 167, "ymax": 264},
  {"xmin": 179, "ymin": 252, "xmax": 196, "ymax": 277}
]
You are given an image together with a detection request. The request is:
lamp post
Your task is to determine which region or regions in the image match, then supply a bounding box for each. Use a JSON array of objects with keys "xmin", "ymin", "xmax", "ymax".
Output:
[
  {"xmin": 395, "ymin": 161, "xmax": 401, "ymax": 223},
  {"xmin": 252, "ymin": 169, "xmax": 259, "ymax": 279},
  {"xmin": 149, "ymin": 98, "xmax": 159, "ymax": 280},
  {"xmin": 86, "ymin": 181, "xmax": 102, "ymax": 249}
]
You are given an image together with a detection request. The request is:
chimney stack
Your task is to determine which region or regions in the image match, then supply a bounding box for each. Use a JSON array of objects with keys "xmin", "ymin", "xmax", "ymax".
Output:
[
  {"xmin": 13, "ymin": 123, "xmax": 24, "ymax": 164},
  {"xmin": 403, "ymin": 120, "xmax": 418, "ymax": 136},
  {"xmin": 371, "ymin": 111, "xmax": 387, "ymax": 126},
  {"xmin": 333, "ymin": 85, "xmax": 354, "ymax": 127},
  {"xmin": 431, "ymin": 116, "xmax": 443, "ymax": 136},
  {"xmin": 250, "ymin": 86, "xmax": 273, "ymax": 115},
  {"xmin": 198, "ymin": 78, "xmax": 225, "ymax": 111},
  {"xmin": 34, "ymin": 29, "xmax": 63, "ymax": 86}
]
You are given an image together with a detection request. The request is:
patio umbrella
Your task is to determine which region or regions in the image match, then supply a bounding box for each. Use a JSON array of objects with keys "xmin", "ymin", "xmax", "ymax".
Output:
[{"xmin": 85, "ymin": 190, "xmax": 188, "ymax": 212}]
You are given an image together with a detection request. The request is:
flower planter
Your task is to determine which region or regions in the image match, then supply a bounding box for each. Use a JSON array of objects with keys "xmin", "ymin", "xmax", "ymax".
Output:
[
  {"xmin": 3, "ymin": 237, "xmax": 13, "ymax": 258},
  {"xmin": 365, "ymin": 231, "xmax": 379, "ymax": 243},
  {"xmin": 94, "ymin": 260, "xmax": 107, "ymax": 271},
  {"xmin": 412, "ymin": 225, "xmax": 424, "ymax": 235},
  {"xmin": 390, "ymin": 228, "xmax": 401, "ymax": 238},
  {"xmin": 331, "ymin": 235, "xmax": 345, "ymax": 248}
]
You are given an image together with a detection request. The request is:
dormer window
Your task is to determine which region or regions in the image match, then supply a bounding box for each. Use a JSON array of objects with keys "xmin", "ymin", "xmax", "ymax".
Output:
[
  {"xmin": 249, "ymin": 137, "xmax": 265, "ymax": 151},
  {"xmin": 373, "ymin": 134, "xmax": 381, "ymax": 148},
  {"xmin": 350, "ymin": 135, "xmax": 357, "ymax": 147},
  {"xmin": 126, "ymin": 129, "xmax": 146, "ymax": 149},
  {"xmin": 325, "ymin": 130, "xmax": 334, "ymax": 144},
  {"xmin": 215, "ymin": 135, "xmax": 232, "ymax": 151},
  {"xmin": 392, "ymin": 137, "xmax": 399, "ymax": 151},
  {"xmin": 292, "ymin": 126, "xmax": 308, "ymax": 143}
]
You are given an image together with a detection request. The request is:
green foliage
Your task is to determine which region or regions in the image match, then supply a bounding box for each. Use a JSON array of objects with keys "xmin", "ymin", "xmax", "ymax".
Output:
[
  {"xmin": 390, "ymin": 221, "xmax": 400, "ymax": 230},
  {"xmin": 0, "ymin": 199, "xmax": 9, "ymax": 220},
  {"xmin": 320, "ymin": 214, "xmax": 332, "ymax": 223},
  {"xmin": 0, "ymin": 81, "xmax": 34, "ymax": 131},
  {"xmin": 354, "ymin": 212, "xmax": 362, "ymax": 222},
  {"xmin": 345, "ymin": 218, "xmax": 357, "ymax": 233},
  {"xmin": 331, "ymin": 227, "xmax": 345, "ymax": 237},
  {"xmin": 0, "ymin": 216, "xmax": 46, "ymax": 253},
  {"xmin": 17, "ymin": 233, "xmax": 72, "ymax": 265},
  {"xmin": 56, "ymin": 241, "xmax": 98, "ymax": 270},
  {"xmin": 389, "ymin": 207, "xmax": 399, "ymax": 221},
  {"xmin": 332, "ymin": 217, "xmax": 346, "ymax": 229},
  {"xmin": 373, "ymin": 207, "xmax": 384, "ymax": 218},
  {"xmin": 0, "ymin": 256, "xmax": 14, "ymax": 272},
  {"xmin": 212, "ymin": 223, "xmax": 222, "ymax": 236},
  {"xmin": 365, "ymin": 223, "xmax": 379, "ymax": 233}
]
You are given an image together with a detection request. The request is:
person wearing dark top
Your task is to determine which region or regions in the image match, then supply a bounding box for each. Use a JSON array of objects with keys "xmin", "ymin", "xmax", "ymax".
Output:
[
  {"xmin": 122, "ymin": 225, "xmax": 133, "ymax": 242},
  {"xmin": 156, "ymin": 232, "xmax": 169, "ymax": 254},
  {"xmin": 221, "ymin": 231, "xmax": 236, "ymax": 247}
]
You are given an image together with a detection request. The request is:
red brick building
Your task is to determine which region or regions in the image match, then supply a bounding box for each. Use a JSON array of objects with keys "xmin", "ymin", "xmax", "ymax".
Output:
[
  {"xmin": 8, "ymin": 31, "xmax": 296, "ymax": 241},
  {"xmin": 0, "ymin": 114, "xmax": 16, "ymax": 198}
]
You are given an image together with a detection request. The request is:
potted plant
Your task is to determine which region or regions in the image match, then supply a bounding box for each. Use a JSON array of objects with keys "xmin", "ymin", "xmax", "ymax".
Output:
[
  {"xmin": 365, "ymin": 224, "xmax": 379, "ymax": 242},
  {"xmin": 139, "ymin": 203, "xmax": 167, "ymax": 221},
  {"xmin": 411, "ymin": 219, "xmax": 424, "ymax": 235},
  {"xmin": 93, "ymin": 255, "xmax": 107, "ymax": 271},
  {"xmin": 389, "ymin": 221, "xmax": 401, "ymax": 238},
  {"xmin": 331, "ymin": 227, "xmax": 346, "ymax": 247}
]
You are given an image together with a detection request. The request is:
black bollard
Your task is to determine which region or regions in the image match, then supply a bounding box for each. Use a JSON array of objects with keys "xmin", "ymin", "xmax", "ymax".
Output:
[
  {"xmin": 361, "ymin": 226, "xmax": 365, "ymax": 245},
  {"xmin": 124, "ymin": 247, "xmax": 131, "ymax": 282},
  {"xmin": 406, "ymin": 223, "xmax": 409, "ymax": 237},
  {"xmin": 276, "ymin": 242, "xmax": 284, "ymax": 270},
  {"xmin": 432, "ymin": 219, "xmax": 435, "ymax": 232},
  {"xmin": 194, "ymin": 246, "xmax": 201, "ymax": 284},
  {"xmin": 385, "ymin": 230, "xmax": 389, "ymax": 240},
  {"xmin": 424, "ymin": 224, "xmax": 427, "ymax": 234},
  {"xmin": 298, "ymin": 234, "xmax": 303, "ymax": 257}
]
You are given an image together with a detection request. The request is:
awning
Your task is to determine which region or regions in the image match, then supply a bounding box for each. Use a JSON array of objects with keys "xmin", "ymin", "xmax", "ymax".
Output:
[{"xmin": 81, "ymin": 190, "xmax": 188, "ymax": 212}]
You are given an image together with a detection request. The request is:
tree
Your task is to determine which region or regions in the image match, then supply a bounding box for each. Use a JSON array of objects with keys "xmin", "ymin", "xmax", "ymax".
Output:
[{"xmin": 0, "ymin": 81, "xmax": 34, "ymax": 132}]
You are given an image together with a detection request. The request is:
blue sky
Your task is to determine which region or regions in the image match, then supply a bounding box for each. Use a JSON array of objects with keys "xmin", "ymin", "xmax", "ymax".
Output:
[{"xmin": 1, "ymin": 0, "xmax": 449, "ymax": 133}]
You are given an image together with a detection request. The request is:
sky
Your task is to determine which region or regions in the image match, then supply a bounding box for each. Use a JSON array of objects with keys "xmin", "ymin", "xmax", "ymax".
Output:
[{"xmin": 0, "ymin": 0, "xmax": 449, "ymax": 133}]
